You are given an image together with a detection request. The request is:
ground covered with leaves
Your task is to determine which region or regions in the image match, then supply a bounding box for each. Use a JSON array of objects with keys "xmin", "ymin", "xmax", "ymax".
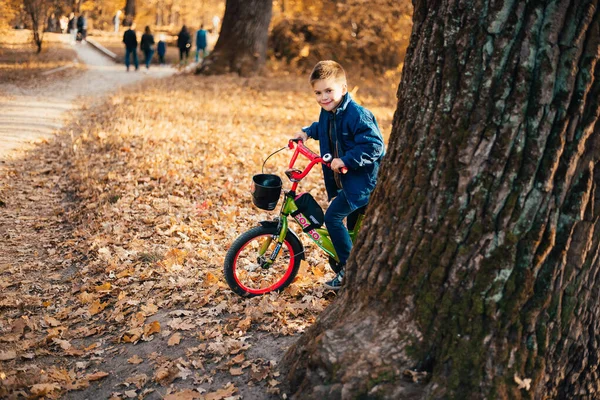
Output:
[
  {"xmin": 0, "ymin": 71, "xmax": 395, "ymax": 399},
  {"xmin": 0, "ymin": 30, "xmax": 83, "ymax": 87}
]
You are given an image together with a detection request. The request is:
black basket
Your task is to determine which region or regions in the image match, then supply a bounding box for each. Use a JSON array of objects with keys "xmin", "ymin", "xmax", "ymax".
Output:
[{"xmin": 252, "ymin": 174, "xmax": 282, "ymax": 210}]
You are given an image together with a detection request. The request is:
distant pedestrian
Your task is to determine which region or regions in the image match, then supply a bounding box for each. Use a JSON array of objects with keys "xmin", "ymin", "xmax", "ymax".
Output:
[
  {"xmin": 140, "ymin": 26, "xmax": 155, "ymax": 70},
  {"xmin": 76, "ymin": 12, "xmax": 88, "ymax": 41},
  {"xmin": 68, "ymin": 13, "xmax": 77, "ymax": 43},
  {"xmin": 122, "ymin": 23, "xmax": 139, "ymax": 71},
  {"xmin": 59, "ymin": 15, "xmax": 68, "ymax": 34},
  {"xmin": 47, "ymin": 13, "xmax": 57, "ymax": 33},
  {"xmin": 195, "ymin": 24, "xmax": 208, "ymax": 62},
  {"xmin": 177, "ymin": 25, "xmax": 191, "ymax": 65},
  {"xmin": 113, "ymin": 10, "xmax": 121, "ymax": 33},
  {"xmin": 157, "ymin": 34, "xmax": 167, "ymax": 65},
  {"xmin": 212, "ymin": 15, "xmax": 220, "ymax": 34}
]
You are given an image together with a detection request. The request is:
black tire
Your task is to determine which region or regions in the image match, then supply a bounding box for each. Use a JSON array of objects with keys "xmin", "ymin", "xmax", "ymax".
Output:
[{"xmin": 224, "ymin": 225, "xmax": 305, "ymax": 297}]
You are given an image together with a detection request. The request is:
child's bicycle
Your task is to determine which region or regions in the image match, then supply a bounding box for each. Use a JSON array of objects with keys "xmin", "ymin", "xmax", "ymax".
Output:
[{"xmin": 223, "ymin": 139, "xmax": 365, "ymax": 297}]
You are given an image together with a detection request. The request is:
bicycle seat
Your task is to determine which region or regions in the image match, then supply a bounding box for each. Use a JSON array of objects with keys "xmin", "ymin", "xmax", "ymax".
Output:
[{"xmin": 285, "ymin": 168, "xmax": 303, "ymax": 182}]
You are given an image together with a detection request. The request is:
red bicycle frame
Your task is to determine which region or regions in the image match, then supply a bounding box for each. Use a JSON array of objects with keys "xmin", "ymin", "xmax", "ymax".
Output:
[{"xmin": 286, "ymin": 139, "xmax": 346, "ymax": 190}]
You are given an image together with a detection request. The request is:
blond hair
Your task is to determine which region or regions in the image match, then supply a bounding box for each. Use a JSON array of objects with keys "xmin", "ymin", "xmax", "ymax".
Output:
[{"xmin": 309, "ymin": 60, "xmax": 347, "ymax": 85}]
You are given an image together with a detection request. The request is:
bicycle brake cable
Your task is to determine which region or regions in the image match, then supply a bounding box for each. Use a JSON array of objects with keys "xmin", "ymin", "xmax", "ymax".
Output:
[{"xmin": 261, "ymin": 146, "xmax": 288, "ymax": 174}]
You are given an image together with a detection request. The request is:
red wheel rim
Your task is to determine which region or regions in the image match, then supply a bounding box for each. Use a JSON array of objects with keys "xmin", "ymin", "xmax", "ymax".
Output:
[{"xmin": 232, "ymin": 234, "xmax": 295, "ymax": 295}]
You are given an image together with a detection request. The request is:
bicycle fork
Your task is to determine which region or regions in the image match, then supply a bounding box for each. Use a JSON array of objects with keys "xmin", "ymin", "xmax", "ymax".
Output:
[{"xmin": 257, "ymin": 217, "xmax": 303, "ymax": 268}]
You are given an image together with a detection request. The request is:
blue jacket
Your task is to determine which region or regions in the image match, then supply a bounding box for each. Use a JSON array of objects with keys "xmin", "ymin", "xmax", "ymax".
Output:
[
  {"xmin": 302, "ymin": 93, "xmax": 385, "ymax": 209},
  {"xmin": 196, "ymin": 29, "xmax": 207, "ymax": 49}
]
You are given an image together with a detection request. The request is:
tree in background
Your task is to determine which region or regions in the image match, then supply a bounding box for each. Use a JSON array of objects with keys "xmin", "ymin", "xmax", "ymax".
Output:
[
  {"xmin": 23, "ymin": 0, "xmax": 58, "ymax": 53},
  {"xmin": 124, "ymin": 0, "xmax": 134, "ymax": 26},
  {"xmin": 270, "ymin": 0, "xmax": 413, "ymax": 74},
  {"xmin": 284, "ymin": 0, "xmax": 600, "ymax": 398},
  {"xmin": 0, "ymin": 0, "xmax": 22, "ymax": 29},
  {"xmin": 196, "ymin": 0, "xmax": 272, "ymax": 76}
]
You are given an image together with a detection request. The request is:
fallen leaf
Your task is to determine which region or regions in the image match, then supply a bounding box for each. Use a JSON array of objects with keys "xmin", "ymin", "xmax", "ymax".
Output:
[
  {"xmin": 95, "ymin": 282, "xmax": 112, "ymax": 292},
  {"xmin": 231, "ymin": 353, "xmax": 245, "ymax": 364},
  {"xmin": 0, "ymin": 350, "xmax": 17, "ymax": 360},
  {"xmin": 168, "ymin": 332, "xmax": 182, "ymax": 346},
  {"xmin": 53, "ymin": 338, "xmax": 72, "ymax": 350},
  {"xmin": 229, "ymin": 367, "xmax": 244, "ymax": 376},
  {"xmin": 86, "ymin": 371, "xmax": 109, "ymax": 381},
  {"xmin": 141, "ymin": 302, "xmax": 158, "ymax": 316},
  {"xmin": 30, "ymin": 383, "xmax": 61, "ymax": 396},
  {"xmin": 143, "ymin": 321, "xmax": 161, "ymax": 336},
  {"xmin": 237, "ymin": 317, "xmax": 251, "ymax": 331},
  {"xmin": 89, "ymin": 300, "xmax": 108, "ymax": 315},
  {"xmin": 204, "ymin": 382, "xmax": 237, "ymax": 400},
  {"xmin": 126, "ymin": 373, "xmax": 148, "ymax": 389},
  {"xmin": 128, "ymin": 354, "xmax": 144, "ymax": 364},
  {"xmin": 164, "ymin": 389, "xmax": 203, "ymax": 400}
]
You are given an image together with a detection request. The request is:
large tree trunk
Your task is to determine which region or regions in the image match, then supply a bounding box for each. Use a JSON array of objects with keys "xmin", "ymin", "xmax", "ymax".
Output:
[
  {"xmin": 284, "ymin": 0, "xmax": 600, "ymax": 398},
  {"xmin": 196, "ymin": 0, "xmax": 272, "ymax": 77},
  {"xmin": 124, "ymin": 0, "xmax": 135, "ymax": 26}
]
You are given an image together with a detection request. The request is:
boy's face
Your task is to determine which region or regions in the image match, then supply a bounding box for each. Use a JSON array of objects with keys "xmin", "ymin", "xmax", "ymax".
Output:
[{"xmin": 312, "ymin": 78, "xmax": 347, "ymax": 112}]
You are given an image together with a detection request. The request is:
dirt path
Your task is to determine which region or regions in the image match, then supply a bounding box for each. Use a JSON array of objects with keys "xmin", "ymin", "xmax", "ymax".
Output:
[
  {"xmin": 0, "ymin": 39, "xmax": 303, "ymax": 400},
  {"xmin": 0, "ymin": 34, "xmax": 175, "ymax": 161}
]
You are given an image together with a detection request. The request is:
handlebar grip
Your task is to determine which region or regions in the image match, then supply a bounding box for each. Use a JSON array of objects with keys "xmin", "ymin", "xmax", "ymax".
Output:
[{"xmin": 290, "ymin": 138, "xmax": 302, "ymax": 143}]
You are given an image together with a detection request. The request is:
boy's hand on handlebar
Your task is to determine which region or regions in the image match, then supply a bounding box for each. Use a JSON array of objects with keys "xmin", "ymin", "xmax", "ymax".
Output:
[
  {"xmin": 292, "ymin": 131, "xmax": 308, "ymax": 142},
  {"xmin": 331, "ymin": 158, "xmax": 347, "ymax": 173}
]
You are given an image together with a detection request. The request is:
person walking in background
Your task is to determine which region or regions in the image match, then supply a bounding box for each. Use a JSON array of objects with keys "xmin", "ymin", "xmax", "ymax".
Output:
[
  {"xmin": 140, "ymin": 26, "xmax": 155, "ymax": 70},
  {"xmin": 122, "ymin": 23, "xmax": 139, "ymax": 71},
  {"xmin": 47, "ymin": 13, "xmax": 57, "ymax": 33},
  {"xmin": 113, "ymin": 10, "xmax": 121, "ymax": 33},
  {"xmin": 59, "ymin": 15, "xmax": 68, "ymax": 33},
  {"xmin": 76, "ymin": 12, "xmax": 88, "ymax": 41},
  {"xmin": 157, "ymin": 34, "xmax": 167, "ymax": 65},
  {"xmin": 212, "ymin": 15, "xmax": 220, "ymax": 34},
  {"xmin": 68, "ymin": 13, "xmax": 77, "ymax": 43},
  {"xmin": 195, "ymin": 24, "xmax": 208, "ymax": 63},
  {"xmin": 177, "ymin": 25, "xmax": 191, "ymax": 66}
]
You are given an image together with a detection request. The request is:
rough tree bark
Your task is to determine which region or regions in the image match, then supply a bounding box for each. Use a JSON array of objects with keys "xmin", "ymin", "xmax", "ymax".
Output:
[
  {"xmin": 284, "ymin": 0, "xmax": 600, "ymax": 398},
  {"xmin": 196, "ymin": 0, "xmax": 272, "ymax": 76}
]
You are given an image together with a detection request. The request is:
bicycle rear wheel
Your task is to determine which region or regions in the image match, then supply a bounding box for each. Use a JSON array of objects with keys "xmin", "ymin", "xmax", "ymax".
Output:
[{"xmin": 224, "ymin": 225, "xmax": 304, "ymax": 297}]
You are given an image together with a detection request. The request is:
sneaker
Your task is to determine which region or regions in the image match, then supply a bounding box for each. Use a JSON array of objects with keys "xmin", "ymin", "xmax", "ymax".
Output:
[{"xmin": 324, "ymin": 270, "xmax": 344, "ymax": 290}]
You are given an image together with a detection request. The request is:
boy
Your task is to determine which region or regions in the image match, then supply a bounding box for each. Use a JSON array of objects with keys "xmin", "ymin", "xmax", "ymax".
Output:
[
  {"xmin": 157, "ymin": 34, "xmax": 167, "ymax": 65},
  {"xmin": 293, "ymin": 60, "xmax": 385, "ymax": 290}
]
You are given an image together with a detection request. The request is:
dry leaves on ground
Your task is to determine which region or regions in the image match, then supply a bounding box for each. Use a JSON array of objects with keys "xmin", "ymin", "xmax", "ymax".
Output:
[{"xmin": 0, "ymin": 71, "xmax": 395, "ymax": 398}]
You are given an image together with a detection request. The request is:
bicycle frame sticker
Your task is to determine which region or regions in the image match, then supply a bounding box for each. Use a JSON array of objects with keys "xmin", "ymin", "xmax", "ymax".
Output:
[{"xmin": 294, "ymin": 213, "xmax": 321, "ymax": 240}]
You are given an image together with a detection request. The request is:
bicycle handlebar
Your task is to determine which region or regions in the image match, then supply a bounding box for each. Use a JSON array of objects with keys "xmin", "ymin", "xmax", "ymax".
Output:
[{"xmin": 287, "ymin": 140, "xmax": 348, "ymax": 182}]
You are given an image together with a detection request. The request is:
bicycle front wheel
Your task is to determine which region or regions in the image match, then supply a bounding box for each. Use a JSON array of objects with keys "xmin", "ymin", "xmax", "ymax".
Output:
[{"xmin": 224, "ymin": 225, "xmax": 304, "ymax": 297}]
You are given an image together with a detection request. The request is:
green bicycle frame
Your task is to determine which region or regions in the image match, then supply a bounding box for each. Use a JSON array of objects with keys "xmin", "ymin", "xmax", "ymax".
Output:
[{"xmin": 275, "ymin": 191, "xmax": 365, "ymax": 263}]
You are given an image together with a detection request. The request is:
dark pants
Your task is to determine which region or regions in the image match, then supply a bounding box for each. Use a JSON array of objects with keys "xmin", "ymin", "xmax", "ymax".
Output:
[
  {"xmin": 143, "ymin": 49, "xmax": 154, "ymax": 68},
  {"xmin": 158, "ymin": 53, "xmax": 165, "ymax": 64},
  {"xmin": 179, "ymin": 48, "xmax": 190, "ymax": 62},
  {"xmin": 125, "ymin": 48, "xmax": 138, "ymax": 70},
  {"xmin": 324, "ymin": 191, "xmax": 362, "ymax": 267}
]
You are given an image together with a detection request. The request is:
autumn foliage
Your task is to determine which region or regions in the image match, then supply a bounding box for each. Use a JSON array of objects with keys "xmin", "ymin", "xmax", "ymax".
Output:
[
  {"xmin": 270, "ymin": 0, "xmax": 413, "ymax": 73},
  {"xmin": 0, "ymin": 71, "xmax": 395, "ymax": 398}
]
